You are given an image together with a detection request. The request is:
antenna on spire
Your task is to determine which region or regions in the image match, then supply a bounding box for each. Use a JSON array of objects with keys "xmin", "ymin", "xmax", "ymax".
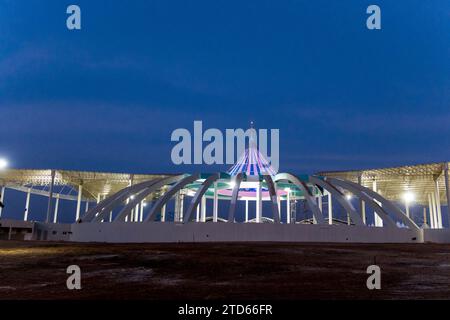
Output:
[{"xmin": 249, "ymin": 121, "xmax": 257, "ymax": 149}]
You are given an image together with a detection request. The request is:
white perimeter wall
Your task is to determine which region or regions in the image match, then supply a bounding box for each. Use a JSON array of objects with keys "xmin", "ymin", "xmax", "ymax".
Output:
[
  {"xmin": 69, "ymin": 222, "xmax": 423, "ymax": 244},
  {"xmin": 423, "ymin": 228, "xmax": 450, "ymax": 243}
]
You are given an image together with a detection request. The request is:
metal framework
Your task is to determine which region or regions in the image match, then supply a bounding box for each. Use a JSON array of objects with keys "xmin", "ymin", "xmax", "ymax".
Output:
[
  {"xmin": 0, "ymin": 161, "xmax": 448, "ymax": 230},
  {"xmin": 70, "ymin": 172, "xmax": 418, "ymax": 232},
  {"xmin": 318, "ymin": 162, "xmax": 450, "ymax": 206}
]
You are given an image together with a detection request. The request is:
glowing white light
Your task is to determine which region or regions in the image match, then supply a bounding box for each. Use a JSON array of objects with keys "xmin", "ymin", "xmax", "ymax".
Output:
[
  {"xmin": 130, "ymin": 195, "xmax": 135, "ymax": 200},
  {"xmin": 142, "ymin": 202, "xmax": 147, "ymax": 207},
  {"xmin": 229, "ymin": 181, "xmax": 236, "ymax": 189},
  {"xmin": 0, "ymin": 158, "xmax": 8, "ymax": 170},
  {"xmin": 285, "ymin": 188, "xmax": 291, "ymax": 192},
  {"xmin": 403, "ymin": 191, "xmax": 415, "ymax": 203},
  {"xmin": 345, "ymin": 194, "xmax": 352, "ymax": 200}
]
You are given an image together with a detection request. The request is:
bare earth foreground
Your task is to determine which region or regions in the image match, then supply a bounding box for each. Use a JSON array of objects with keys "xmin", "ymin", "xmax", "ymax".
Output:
[{"xmin": 0, "ymin": 241, "xmax": 449, "ymax": 300}]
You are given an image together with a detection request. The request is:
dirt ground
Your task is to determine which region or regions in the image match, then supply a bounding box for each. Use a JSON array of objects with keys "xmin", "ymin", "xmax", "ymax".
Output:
[{"xmin": 0, "ymin": 240, "xmax": 449, "ymax": 300}]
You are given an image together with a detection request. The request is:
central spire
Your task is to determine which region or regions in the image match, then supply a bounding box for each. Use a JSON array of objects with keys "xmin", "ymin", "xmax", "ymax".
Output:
[
  {"xmin": 228, "ymin": 122, "xmax": 276, "ymax": 176},
  {"xmin": 249, "ymin": 121, "xmax": 257, "ymax": 149}
]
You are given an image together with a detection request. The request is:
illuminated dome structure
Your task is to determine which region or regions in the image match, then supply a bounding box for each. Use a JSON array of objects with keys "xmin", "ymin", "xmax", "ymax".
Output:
[
  {"xmin": 79, "ymin": 127, "xmax": 418, "ymax": 235},
  {"xmin": 4, "ymin": 125, "xmax": 445, "ymax": 243},
  {"xmin": 80, "ymin": 170, "xmax": 418, "ymax": 230}
]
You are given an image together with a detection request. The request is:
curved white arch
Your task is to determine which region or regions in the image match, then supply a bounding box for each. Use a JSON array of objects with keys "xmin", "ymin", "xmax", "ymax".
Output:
[
  {"xmin": 227, "ymin": 173, "xmax": 244, "ymax": 223},
  {"xmin": 184, "ymin": 173, "xmax": 220, "ymax": 223},
  {"xmin": 263, "ymin": 175, "xmax": 280, "ymax": 223},
  {"xmin": 101, "ymin": 175, "xmax": 184, "ymax": 222},
  {"xmin": 309, "ymin": 176, "xmax": 364, "ymax": 226},
  {"xmin": 144, "ymin": 174, "xmax": 200, "ymax": 222},
  {"xmin": 326, "ymin": 177, "xmax": 419, "ymax": 230},
  {"xmin": 274, "ymin": 173, "xmax": 325, "ymax": 224}
]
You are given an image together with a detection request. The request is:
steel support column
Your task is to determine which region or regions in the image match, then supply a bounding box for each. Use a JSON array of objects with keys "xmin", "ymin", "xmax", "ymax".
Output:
[
  {"xmin": 405, "ymin": 201, "xmax": 410, "ymax": 218},
  {"xmin": 176, "ymin": 193, "xmax": 185, "ymax": 223},
  {"xmin": 45, "ymin": 170, "xmax": 56, "ymax": 223},
  {"xmin": 277, "ymin": 196, "xmax": 281, "ymax": 221},
  {"xmin": 358, "ymin": 174, "xmax": 366, "ymax": 224},
  {"xmin": 428, "ymin": 193, "xmax": 435, "ymax": 228},
  {"xmin": 245, "ymin": 199, "xmax": 249, "ymax": 222},
  {"xmin": 372, "ymin": 180, "xmax": 383, "ymax": 227},
  {"xmin": 0, "ymin": 186, "xmax": 5, "ymax": 217},
  {"xmin": 75, "ymin": 184, "xmax": 82, "ymax": 221},
  {"xmin": 134, "ymin": 203, "xmax": 139, "ymax": 222},
  {"xmin": 431, "ymin": 192, "xmax": 437, "ymax": 229},
  {"xmin": 201, "ymin": 195, "xmax": 206, "ymax": 222},
  {"xmin": 445, "ymin": 163, "xmax": 450, "ymax": 228},
  {"xmin": 213, "ymin": 182, "xmax": 218, "ymax": 223},
  {"xmin": 256, "ymin": 181, "xmax": 262, "ymax": 223},
  {"xmin": 434, "ymin": 178, "xmax": 442, "ymax": 229},
  {"xmin": 287, "ymin": 190, "xmax": 291, "ymax": 224},
  {"xmin": 24, "ymin": 187, "xmax": 31, "ymax": 221},
  {"xmin": 53, "ymin": 194, "xmax": 60, "ymax": 223},
  {"xmin": 423, "ymin": 207, "xmax": 428, "ymax": 227},
  {"xmin": 327, "ymin": 191, "xmax": 332, "ymax": 225},
  {"xmin": 179, "ymin": 194, "xmax": 184, "ymax": 222},
  {"xmin": 175, "ymin": 192, "xmax": 182, "ymax": 222},
  {"xmin": 161, "ymin": 204, "xmax": 166, "ymax": 222}
]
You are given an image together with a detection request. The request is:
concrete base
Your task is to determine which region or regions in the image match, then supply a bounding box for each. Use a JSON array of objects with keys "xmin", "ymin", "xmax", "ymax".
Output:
[
  {"xmin": 6, "ymin": 218, "xmax": 450, "ymax": 244},
  {"xmin": 423, "ymin": 228, "xmax": 450, "ymax": 243},
  {"xmin": 0, "ymin": 219, "xmax": 34, "ymax": 240},
  {"xmin": 34, "ymin": 222, "xmax": 72, "ymax": 241},
  {"xmin": 69, "ymin": 222, "xmax": 423, "ymax": 243}
]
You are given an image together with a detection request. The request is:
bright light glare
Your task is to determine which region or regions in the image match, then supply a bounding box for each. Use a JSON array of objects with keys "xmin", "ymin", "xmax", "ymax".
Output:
[
  {"xmin": 130, "ymin": 195, "xmax": 135, "ymax": 200},
  {"xmin": 285, "ymin": 188, "xmax": 291, "ymax": 192},
  {"xmin": 0, "ymin": 158, "xmax": 8, "ymax": 170},
  {"xmin": 142, "ymin": 202, "xmax": 147, "ymax": 207},
  {"xmin": 345, "ymin": 194, "xmax": 352, "ymax": 200},
  {"xmin": 229, "ymin": 181, "xmax": 236, "ymax": 189},
  {"xmin": 403, "ymin": 191, "xmax": 415, "ymax": 203}
]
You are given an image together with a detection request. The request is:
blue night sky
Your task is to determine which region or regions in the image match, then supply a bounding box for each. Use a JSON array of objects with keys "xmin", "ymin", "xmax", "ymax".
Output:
[{"xmin": 0, "ymin": 0, "xmax": 449, "ymax": 175}]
